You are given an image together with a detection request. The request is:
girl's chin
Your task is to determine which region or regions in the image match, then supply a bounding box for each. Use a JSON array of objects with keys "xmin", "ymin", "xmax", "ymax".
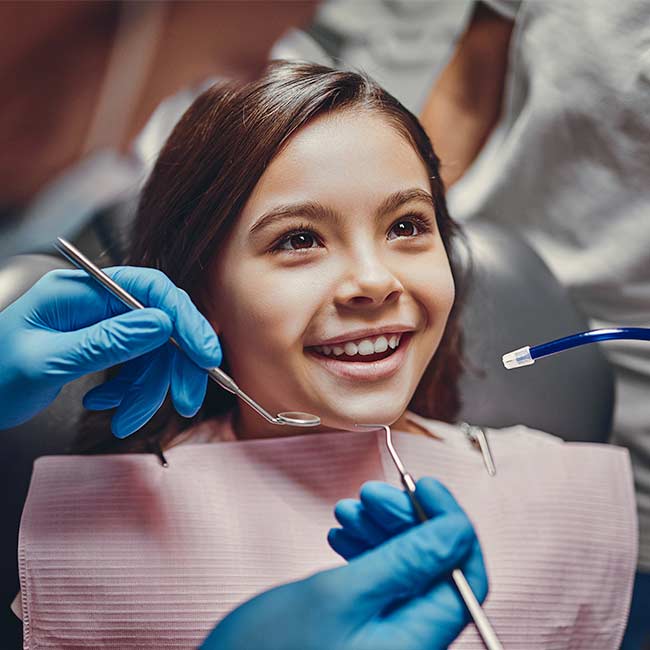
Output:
[{"xmin": 314, "ymin": 403, "xmax": 409, "ymax": 432}]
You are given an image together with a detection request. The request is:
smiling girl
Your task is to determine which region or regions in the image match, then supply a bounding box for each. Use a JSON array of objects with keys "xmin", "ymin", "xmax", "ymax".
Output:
[
  {"xmin": 77, "ymin": 60, "xmax": 465, "ymax": 450},
  {"xmin": 17, "ymin": 62, "xmax": 636, "ymax": 649}
]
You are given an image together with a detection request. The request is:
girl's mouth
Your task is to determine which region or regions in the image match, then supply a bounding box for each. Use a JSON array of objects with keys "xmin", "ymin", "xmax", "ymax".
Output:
[
  {"xmin": 305, "ymin": 333, "xmax": 412, "ymax": 381},
  {"xmin": 312, "ymin": 332, "xmax": 404, "ymax": 361}
]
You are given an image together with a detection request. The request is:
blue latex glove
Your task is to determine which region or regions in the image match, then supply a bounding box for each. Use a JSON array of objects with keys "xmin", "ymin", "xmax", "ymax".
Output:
[
  {"xmin": 202, "ymin": 477, "xmax": 487, "ymax": 650},
  {"xmin": 0, "ymin": 267, "xmax": 221, "ymax": 436}
]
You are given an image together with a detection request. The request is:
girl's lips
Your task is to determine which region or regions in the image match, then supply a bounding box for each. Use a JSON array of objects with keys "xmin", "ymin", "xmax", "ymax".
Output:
[{"xmin": 306, "ymin": 333, "xmax": 412, "ymax": 381}]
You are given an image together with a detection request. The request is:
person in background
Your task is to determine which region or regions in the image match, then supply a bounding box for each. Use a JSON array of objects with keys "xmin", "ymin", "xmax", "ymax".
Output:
[{"xmin": 420, "ymin": 2, "xmax": 650, "ymax": 647}]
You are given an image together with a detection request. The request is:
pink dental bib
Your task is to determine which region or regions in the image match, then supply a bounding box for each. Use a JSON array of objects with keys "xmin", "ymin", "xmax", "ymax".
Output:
[{"xmin": 18, "ymin": 416, "xmax": 636, "ymax": 649}]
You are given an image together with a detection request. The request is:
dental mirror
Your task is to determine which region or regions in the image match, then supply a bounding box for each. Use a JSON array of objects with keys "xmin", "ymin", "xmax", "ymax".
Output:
[{"xmin": 276, "ymin": 412, "xmax": 321, "ymax": 427}]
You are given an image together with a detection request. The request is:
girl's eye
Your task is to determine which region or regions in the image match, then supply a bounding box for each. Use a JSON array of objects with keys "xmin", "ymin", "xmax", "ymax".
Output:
[
  {"xmin": 387, "ymin": 215, "xmax": 431, "ymax": 240},
  {"xmin": 275, "ymin": 231, "xmax": 321, "ymax": 252}
]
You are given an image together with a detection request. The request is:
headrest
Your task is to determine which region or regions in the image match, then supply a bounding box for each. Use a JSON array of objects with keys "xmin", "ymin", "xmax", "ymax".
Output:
[{"xmin": 458, "ymin": 220, "xmax": 613, "ymax": 442}]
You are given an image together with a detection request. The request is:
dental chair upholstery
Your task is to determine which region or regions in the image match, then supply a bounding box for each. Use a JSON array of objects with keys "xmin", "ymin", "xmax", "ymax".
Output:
[
  {"xmin": 0, "ymin": 218, "xmax": 614, "ymax": 646},
  {"xmin": 457, "ymin": 221, "xmax": 613, "ymax": 440}
]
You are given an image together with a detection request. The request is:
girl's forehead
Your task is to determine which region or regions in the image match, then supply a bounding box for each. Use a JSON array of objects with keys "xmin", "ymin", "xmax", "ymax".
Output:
[{"xmin": 240, "ymin": 111, "xmax": 431, "ymax": 227}]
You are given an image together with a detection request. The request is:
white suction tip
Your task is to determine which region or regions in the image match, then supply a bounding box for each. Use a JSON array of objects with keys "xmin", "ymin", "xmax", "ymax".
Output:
[{"xmin": 502, "ymin": 346, "xmax": 534, "ymax": 370}]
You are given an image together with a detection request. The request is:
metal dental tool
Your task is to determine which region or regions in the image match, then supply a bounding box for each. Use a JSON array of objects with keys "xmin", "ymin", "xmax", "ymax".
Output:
[
  {"xmin": 356, "ymin": 423, "xmax": 504, "ymax": 650},
  {"xmin": 461, "ymin": 423, "xmax": 497, "ymax": 477},
  {"xmin": 502, "ymin": 327, "xmax": 650, "ymax": 370},
  {"xmin": 54, "ymin": 237, "xmax": 321, "ymax": 429}
]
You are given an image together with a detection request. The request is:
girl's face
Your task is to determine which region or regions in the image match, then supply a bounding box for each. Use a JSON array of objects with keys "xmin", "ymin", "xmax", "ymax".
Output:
[{"xmin": 208, "ymin": 110, "xmax": 455, "ymax": 438}]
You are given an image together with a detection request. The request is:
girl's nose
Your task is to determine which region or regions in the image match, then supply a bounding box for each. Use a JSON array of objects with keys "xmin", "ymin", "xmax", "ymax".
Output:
[{"xmin": 334, "ymin": 252, "xmax": 404, "ymax": 308}]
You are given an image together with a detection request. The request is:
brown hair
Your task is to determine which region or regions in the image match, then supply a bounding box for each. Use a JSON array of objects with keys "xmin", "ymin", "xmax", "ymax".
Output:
[{"xmin": 76, "ymin": 60, "xmax": 467, "ymax": 454}]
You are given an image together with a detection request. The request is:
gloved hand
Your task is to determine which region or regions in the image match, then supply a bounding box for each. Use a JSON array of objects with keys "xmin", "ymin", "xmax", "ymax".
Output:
[
  {"xmin": 0, "ymin": 267, "xmax": 221, "ymax": 436},
  {"xmin": 202, "ymin": 477, "xmax": 487, "ymax": 650}
]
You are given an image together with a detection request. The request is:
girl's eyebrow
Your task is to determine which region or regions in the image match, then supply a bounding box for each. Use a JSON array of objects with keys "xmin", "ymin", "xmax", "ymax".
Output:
[
  {"xmin": 249, "ymin": 187, "xmax": 434, "ymax": 235},
  {"xmin": 376, "ymin": 188, "xmax": 434, "ymax": 216},
  {"xmin": 249, "ymin": 201, "xmax": 341, "ymax": 234}
]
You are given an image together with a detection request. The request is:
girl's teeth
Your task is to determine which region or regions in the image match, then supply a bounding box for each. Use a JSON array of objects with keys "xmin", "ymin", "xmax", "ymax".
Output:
[
  {"xmin": 357, "ymin": 340, "xmax": 375, "ymax": 356},
  {"xmin": 315, "ymin": 334, "xmax": 404, "ymax": 357},
  {"xmin": 344, "ymin": 342, "xmax": 358, "ymax": 356},
  {"xmin": 374, "ymin": 336, "xmax": 388, "ymax": 353}
]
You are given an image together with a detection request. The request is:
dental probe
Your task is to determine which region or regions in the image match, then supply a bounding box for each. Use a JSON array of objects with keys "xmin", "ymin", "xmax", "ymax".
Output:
[
  {"xmin": 502, "ymin": 327, "xmax": 650, "ymax": 370},
  {"xmin": 356, "ymin": 424, "xmax": 504, "ymax": 650},
  {"xmin": 54, "ymin": 237, "xmax": 321, "ymax": 428}
]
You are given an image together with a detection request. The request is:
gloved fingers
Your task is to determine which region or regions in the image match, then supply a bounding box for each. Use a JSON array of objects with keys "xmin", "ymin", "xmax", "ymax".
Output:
[
  {"xmin": 107, "ymin": 267, "xmax": 222, "ymax": 370},
  {"xmin": 83, "ymin": 382, "xmax": 124, "ymax": 411},
  {"xmin": 83, "ymin": 337, "xmax": 209, "ymax": 429},
  {"xmin": 329, "ymin": 478, "xmax": 471, "ymax": 564},
  {"xmin": 358, "ymin": 478, "xmax": 466, "ymax": 534},
  {"xmin": 83, "ymin": 353, "xmax": 159, "ymax": 410},
  {"xmin": 170, "ymin": 348, "xmax": 208, "ymax": 417},
  {"xmin": 55, "ymin": 308, "xmax": 173, "ymax": 377},
  {"xmin": 340, "ymin": 511, "xmax": 477, "ymax": 616},
  {"xmin": 414, "ymin": 477, "xmax": 464, "ymax": 517},
  {"xmin": 383, "ymin": 541, "xmax": 488, "ymax": 646},
  {"xmin": 381, "ymin": 579, "xmax": 474, "ymax": 648},
  {"xmin": 327, "ymin": 527, "xmax": 372, "ymax": 561},
  {"xmin": 110, "ymin": 346, "xmax": 172, "ymax": 438},
  {"xmin": 333, "ymin": 499, "xmax": 389, "ymax": 547}
]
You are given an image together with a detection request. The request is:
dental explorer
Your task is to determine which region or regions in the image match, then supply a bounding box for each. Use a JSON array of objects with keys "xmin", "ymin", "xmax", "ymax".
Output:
[
  {"xmin": 356, "ymin": 423, "xmax": 504, "ymax": 650},
  {"xmin": 54, "ymin": 237, "xmax": 321, "ymax": 429},
  {"xmin": 502, "ymin": 327, "xmax": 650, "ymax": 370}
]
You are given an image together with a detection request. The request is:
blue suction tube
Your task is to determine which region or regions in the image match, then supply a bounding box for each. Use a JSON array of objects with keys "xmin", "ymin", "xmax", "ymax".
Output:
[{"xmin": 502, "ymin": 327, "xmax": 650, "ymax": 370}]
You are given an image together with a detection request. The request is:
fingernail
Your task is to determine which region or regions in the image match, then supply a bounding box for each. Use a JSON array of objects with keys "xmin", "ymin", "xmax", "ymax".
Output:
[
  {"xmin": 208, "ymin": 340, "xmax": 222, "ymax": 366},
  {"xmin": 201, "ymin": 323, "xmax": 222, "ymax": 365}
]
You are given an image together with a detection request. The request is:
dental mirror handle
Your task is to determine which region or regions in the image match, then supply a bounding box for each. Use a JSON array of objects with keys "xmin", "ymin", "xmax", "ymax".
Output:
[
  {"xmin": 214, "ymin": 371, "xmax": 280, "ymax": 423},
  {"xmin": 401, "ymin": 471, "xmax": 504, "ymax": 650}
]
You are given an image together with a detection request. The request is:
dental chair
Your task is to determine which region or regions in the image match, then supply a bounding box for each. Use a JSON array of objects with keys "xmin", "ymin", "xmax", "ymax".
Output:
[{"xmin": 0, "ymin": 217, "xmax": 614, "ymax": 646}]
